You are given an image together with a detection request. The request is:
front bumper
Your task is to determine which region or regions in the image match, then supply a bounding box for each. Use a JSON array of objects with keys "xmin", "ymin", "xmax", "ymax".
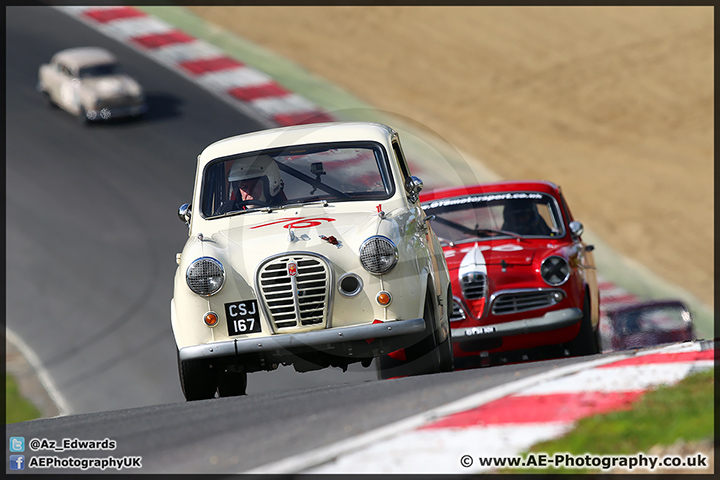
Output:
[
  {"xmin": 451, "ymin": 307, "xmax": 583, "ymax": 341},
  {"xmin": 179, "ymin": 317, "xmax": 426, "ymax": 362}
]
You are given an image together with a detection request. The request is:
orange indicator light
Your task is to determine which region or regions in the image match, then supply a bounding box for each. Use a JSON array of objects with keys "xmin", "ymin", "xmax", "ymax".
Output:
[
  {"xmin": 376, "ymin": 292, "xmax": 392, "ymax": 306},
  {"xmin": 204, "ymin": 312, "xmax": 219, "ymax": 327}
]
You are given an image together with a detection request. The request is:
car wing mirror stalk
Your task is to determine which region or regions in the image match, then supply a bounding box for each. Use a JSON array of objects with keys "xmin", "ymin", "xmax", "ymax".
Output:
[
  {"xmin": 178, "ymin": 203, "xmax": 192, "ymax": 226},
  {"xmin": 405, "ymin": 176, "xmax": 423, "ymax": 203}
]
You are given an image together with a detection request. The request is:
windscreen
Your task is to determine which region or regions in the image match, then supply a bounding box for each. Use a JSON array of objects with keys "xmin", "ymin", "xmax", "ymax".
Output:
[
  {"xmin": 78, "ymin": 63, "xmax": 119, "ymax": 78},
  {"xmin": 422, "ymin": 192, "xmax": 563, "ymax": 244},
  {"xmin": 201, "ymin": 142, "xmax": 394, "ymax": 217}
]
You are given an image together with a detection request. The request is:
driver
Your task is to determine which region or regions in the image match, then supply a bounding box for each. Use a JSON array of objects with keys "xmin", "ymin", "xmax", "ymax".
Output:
[
  {"xmin": 501, "ymin": 198, "xmax": 553, "ymax": 235},
  {"xmin": 227, "ymin": 155, "xmax": 286, "ymax": 209}
]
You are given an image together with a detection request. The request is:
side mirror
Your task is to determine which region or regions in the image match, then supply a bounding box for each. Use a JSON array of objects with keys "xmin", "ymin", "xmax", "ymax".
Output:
[
  {"xmin": 178, "ymin": 203, "xmax": 191, "ymax": 226},
  {"xmin": 569, "ymin": 220, "xmax": 584, "ymax": 238},
  {"xmin": 404, "ymin": 176, "xmax": 423, "ymax": 203}
]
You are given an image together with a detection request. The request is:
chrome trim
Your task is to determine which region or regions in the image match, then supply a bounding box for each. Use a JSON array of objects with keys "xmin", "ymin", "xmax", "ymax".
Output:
[
  {"xmin": 337, "ymin": 272, "xmax": 363, "ymax": 297},
  {"xmin": 178, "ymin": 203, "xmax": 191, "ymax": 225},
  {"xmin": 569, "ymin": 220, "xmax": 584, "ymax": 238},
  {"xmin": 179, "ymin": 317, "xmax": 427, "ymax": 361},
  {"xmin": 186, "ymin": 257, "xmax": 225, "ymax": 296},
  {"xmin": 460, "ymin": 271, "xmax": 487, "ymax": 300},
  {"xmin": 359, "ymin": 235, "xmax": 398, "ymax": 275},
  {"xmin": 451, "ymin": 307, "xmax": 582, "ymax": 340},
  {"xmin": 488, "ymin": 288, "xmax": 565, "ymax": 316},
  {"xmin": 404, "ymin": 175, "xmax": 424, "ymax": 203},
  {"xmin": 449, "ymin": 297, "xmax": 467, "ymax": 322},
  {"xmin": 254, "ymin": 251, "xmax": 334, "ymax": 332}
]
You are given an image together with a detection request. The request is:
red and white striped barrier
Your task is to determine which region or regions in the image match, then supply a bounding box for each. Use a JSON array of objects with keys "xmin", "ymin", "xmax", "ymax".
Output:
[{"xmin": 59, "ymin": 6, "xmax": 336, "ymax": 127}]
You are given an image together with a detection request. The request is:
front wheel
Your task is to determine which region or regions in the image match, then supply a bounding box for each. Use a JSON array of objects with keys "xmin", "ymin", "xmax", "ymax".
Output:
[
  {"xmin": 565, "ymin": 292, "xmax": 600, "ymax": 356},
  {"xmin": 177, "ymin": 348, "xmax": 217, "ymax": 401},
  {"xmin": 377, "ymin": 293, "xmax": 444, "ymax": 379},
  {"xmin": 437, "ymin": 286, "xmax": 455, "ymax": 372},
  {"xmin": 42, "ymin": 90, "xmax": 58, "ymax": 109},
  {"xmin": 77, "ymin": 107, "xmax": 89, "ymax": 125}
]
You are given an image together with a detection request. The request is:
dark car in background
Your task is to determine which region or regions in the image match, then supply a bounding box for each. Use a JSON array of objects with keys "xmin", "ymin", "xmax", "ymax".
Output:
[{"xmin": 606, "ymin": 300, "xmax": 695, "ymax": 350}]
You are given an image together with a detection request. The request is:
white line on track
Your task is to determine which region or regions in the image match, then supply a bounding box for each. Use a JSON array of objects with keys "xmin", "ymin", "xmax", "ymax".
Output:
[{"xmin": 6, "ymin": 329, "xmax": 72, "ymax": 417}]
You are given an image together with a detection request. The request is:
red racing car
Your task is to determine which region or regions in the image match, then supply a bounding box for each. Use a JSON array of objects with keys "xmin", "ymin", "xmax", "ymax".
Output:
[{"xmin": 420, "ymin": 181, "xmax": 601, "ymax": 367}]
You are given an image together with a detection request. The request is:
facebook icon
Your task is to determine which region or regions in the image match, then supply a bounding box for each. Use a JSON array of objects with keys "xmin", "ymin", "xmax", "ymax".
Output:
[{"xmin": 9, "ymin": 455, "xmax": 25, "ymax": 470}]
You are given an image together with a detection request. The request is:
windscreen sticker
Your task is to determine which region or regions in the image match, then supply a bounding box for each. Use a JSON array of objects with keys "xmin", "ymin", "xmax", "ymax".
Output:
[{"xmin": 422, "ymin": 192, "xmax": 544, "ymax": 210}]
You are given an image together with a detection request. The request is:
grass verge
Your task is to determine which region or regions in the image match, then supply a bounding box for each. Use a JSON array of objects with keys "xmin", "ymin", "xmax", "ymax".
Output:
[
  {"xmin": 6, "ymin": 374, "xmax": 41, "ymax": 424},
  {"xmin": 501, "ymin": 367, "xmax": 714, "ymax": 473}
]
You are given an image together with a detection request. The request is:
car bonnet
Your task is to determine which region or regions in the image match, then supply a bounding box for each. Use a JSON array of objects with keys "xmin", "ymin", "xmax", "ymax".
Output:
[
  {"xmin": 213, "ymin": 209, "xmax": 381, "ymax": 253},
  {"xmin": 443, "ymin": 241, "xmax": 545, "ymax": 272}
]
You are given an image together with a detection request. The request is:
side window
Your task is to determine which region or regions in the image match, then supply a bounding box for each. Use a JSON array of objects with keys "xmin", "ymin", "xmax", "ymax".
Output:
[
  {"xmin": 558, "ymin": 192, "xmax": 574, "ymax": 224},
  {"xmin": 391, "ymin": 138, "xmax": 411, "ymax": 183}
]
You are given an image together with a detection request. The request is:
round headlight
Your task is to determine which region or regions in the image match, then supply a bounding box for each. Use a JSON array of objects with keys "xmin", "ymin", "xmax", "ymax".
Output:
[
  {"xmin": 186, "ymin": 257, "xmax": 225, "ymax": 296},
  {"xmin": 541, "ymin": 256, "xmax": 570, "ymax": 286},
  {"xmin": 359, "ymin": 236, "xmax": 398, "ymax": 275}
]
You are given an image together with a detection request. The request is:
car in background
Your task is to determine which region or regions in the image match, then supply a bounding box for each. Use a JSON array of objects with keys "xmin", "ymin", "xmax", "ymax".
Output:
[
  {"xmin": 420, "ymin": 181, "xmax": 601, "ymax": 367},
  {"xmin": 172, "ymin": 122, "xmax": 453, "ymax": 400},
  {"xmin": 606, "ymin": 300, "xmax": 695, "ymax": 350},
  {"xmin": 37, "ymin": 47, "xmax": 146, "ymax": 123}
]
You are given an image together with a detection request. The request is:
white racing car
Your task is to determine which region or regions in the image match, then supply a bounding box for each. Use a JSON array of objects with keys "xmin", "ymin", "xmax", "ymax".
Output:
[
  {"xmin": 172, "ymin": 122, "xmax": 453, "ymax": 400},
  {"xmin": 37, "ymin": 47, "xmax": 147, "ymax": 123}
]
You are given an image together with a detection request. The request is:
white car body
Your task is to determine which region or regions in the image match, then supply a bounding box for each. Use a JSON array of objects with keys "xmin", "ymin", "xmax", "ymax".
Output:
[
  {"xmin": 172, "ymin": 122, "xmax": 453, "ymax": 400},
  {"xmin": 37, "ymin": 47, "xmax": 146, "ymax": 122}
]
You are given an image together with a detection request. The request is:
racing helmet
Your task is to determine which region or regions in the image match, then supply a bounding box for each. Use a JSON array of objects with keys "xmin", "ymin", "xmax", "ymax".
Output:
[
  {"xmin": 503, "ymin": 199, "xmax": 541, "ymax": 231},
  {"xmin": 228, "ymin": 154, "xmax": 282, "ymax": 201}
]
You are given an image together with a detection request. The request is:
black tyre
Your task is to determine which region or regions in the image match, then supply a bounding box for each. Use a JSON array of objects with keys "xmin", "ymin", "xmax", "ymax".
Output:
[
  {"xmin": 177, "ymin": 348, "xmax": 217, "ymax": 401},
  {"xmin": 437, "ymin": 286, "xmax": 455, "ymax": 372},
  {"xmin": 566, "ymin": 292, "xmax": 600, "ymax": 356},
  {"xmin": 437, "ymin": 336, "xmax": 454, "ymax": 373},
  {"xmin": 377, "ymin": 292, "xmax": 444, "ymax": 379},
  {"xmin": 45, "ymin": 92, "xmax": 58, "ymax": 109},
  {"xmin": 77, "ymin": 107, "xmax": 89, "ymax": 125},
  {"xmin": 217, "ymin": 370, "xmax": 248, "ymax": 397}
]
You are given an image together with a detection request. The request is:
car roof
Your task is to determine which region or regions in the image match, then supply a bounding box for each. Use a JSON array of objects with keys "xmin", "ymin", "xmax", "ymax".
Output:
[
  {"xmin": 419, "ymin": 180, "xmax": 562, "ymax": 204},
  {"xmin": 198, "ymin": 122, "xmax": 397, "ymax": 165},
  {"xmin": 52, "ymin": 47, "xmax": 117, "ymax": 70}
]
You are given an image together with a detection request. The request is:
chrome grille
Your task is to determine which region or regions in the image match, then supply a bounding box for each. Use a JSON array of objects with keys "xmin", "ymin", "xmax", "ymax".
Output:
[
  {"xmin": 491, "ymin": 290, "xmax": 562, "ymax": 315},
  {"xmin": 257, "ymin": 254, "xmax": 331, "ymax": 330},
  {"xmin": 449, "ymin": 299, "xmax": 466, "ymax": 322},
  {"xmin": 461, "ymin": 272, "xmax": 487, "ymax": 300}
]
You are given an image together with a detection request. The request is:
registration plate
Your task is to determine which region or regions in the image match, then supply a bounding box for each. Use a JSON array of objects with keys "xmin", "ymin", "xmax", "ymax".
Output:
[{"xmin": 224, "ymin": 300, "xmax": 261, "ymax": 336}]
